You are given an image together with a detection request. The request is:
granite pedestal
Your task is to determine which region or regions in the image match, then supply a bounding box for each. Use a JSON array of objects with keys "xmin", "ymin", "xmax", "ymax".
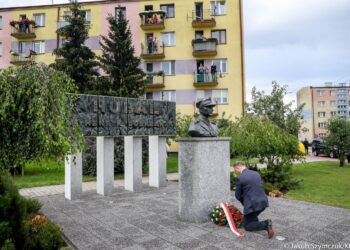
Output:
[
  {"xmin": 96, "ymin": 137, "xmax": 114, "ymax": 196},
  {"xmin": 149, "ymin": 136, "xmax": 167, "ymax": 188},
  {"xmin": 64, "ymin": 151, "xmax": 82, "ymax": 200},
  {"xmin": 178, "ymin": 137, "xmax": 231, "ymax": 223},
  {"xmin": 124, "ymin": 136, "xmax": 143, "ymax": 192}
]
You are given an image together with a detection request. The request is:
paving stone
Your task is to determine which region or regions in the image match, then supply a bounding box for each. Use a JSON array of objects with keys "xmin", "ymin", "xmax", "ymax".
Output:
[
  {"xmin": 174, "ymin": 239, "xmax": 208, "ymax": 249},
  {"xmin": 140, "ymin": 238, "xmax": 172, "ymax": 250},
  {"xmin": 306, "ymin": 228, "xmax": 348, "ymax": 244}
]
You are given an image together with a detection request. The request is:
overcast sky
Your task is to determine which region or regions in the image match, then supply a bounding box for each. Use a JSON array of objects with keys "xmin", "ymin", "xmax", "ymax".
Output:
[{"xmin": 1, "ymin": 0, "xmax": 350, "ymax": 105}]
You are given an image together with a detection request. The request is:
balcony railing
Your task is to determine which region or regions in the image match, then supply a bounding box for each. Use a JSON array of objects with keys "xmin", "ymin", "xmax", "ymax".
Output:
[
  {"xmin": 141, "ymin": 43, "xmax": 165, "ymax": 59},
  {"xmin": 193, "ymin": 72, "xmax": 218, "ymax": 87},
  {"xmin": 192, "ymin": 10, "xmax": 216, "ymax": 28},
  {"xmin": 10, "ymin": 50, "xmax": 36, "ymax": 65},
  {"xmin": 139, "ymin": 10, "xmax": 166, "ymax": 30},
  {"xmin": 194, "ymin": 101, "xmax": 219, "ymax": 117},
  {"xmin": 146, "ymin": 71, "xmax": 165, "ymax": 89},
  {"xmin": 192, "ymin": 38, "xmax": 218, "ymax": 57},
  {"xmin": 10, "ymin": 23, "xmax": 36, "ymax": 39}
]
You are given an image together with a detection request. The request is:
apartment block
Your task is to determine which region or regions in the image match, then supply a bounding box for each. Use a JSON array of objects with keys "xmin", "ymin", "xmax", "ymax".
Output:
[{"xmin": 297, "ymin": 82, "xmax": 350, "ymax": 141}]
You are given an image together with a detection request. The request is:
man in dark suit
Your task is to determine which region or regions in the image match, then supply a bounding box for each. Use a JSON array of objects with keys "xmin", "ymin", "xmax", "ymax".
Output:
[{"xmin": 234, "ymin": 162, "xmax": 275, "ymax": 239}]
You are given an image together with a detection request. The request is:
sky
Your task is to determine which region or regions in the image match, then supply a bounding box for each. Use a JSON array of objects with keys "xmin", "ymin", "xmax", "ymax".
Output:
[{"xmin": 1, "ymin": 0, "xmax": 350, "ymax": 105}]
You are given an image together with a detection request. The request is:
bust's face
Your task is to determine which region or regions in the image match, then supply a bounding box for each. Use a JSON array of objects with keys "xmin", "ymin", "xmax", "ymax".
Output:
[{"xmin": 199, "ymin": 106, "xmax": 214, "ymax": 117}]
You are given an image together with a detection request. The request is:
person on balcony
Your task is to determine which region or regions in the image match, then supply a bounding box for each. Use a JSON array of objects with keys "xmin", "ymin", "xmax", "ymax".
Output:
[
  {"xmin": 153, "ymin": 37, "xmax": 158, "ymax": 53},
  {"xmin": 211, "ymin": 64, "xmax": 217, "ymax": 82},
  {"xmin": 152, "ymin": 14, "xmax": 159, "ymax": 24},
  {"xmin": 204, "ymin": 66, "xmax": 210, "ymax": 82},
  {"xmin": 198, "ymin": 64, "xmax": 204, "ymax": 83},
  {"xmin": 147, "ymin": 36, "xmax": 153, "ymax": 54}
]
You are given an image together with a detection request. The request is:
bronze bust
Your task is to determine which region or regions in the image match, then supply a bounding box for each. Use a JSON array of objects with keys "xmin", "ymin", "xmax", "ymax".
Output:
[{"xmin": 188, "ymin": 98, "xmax": 219, "ymax": 137}]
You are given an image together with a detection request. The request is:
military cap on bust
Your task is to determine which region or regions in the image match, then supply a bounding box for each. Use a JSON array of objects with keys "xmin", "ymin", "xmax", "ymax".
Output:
[{"xmin": 196, "ymin": 98, "xmax": 216, "ymax": 108}]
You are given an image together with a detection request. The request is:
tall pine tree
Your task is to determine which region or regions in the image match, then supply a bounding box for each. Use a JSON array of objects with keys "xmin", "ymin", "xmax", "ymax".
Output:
[
  {"xmin": 99, "ymin": 9, "xmax": 146, "ymax": 97},
  {"xmin": 52, "ymin": 1, "xmax": 99, "ymax": 93}
]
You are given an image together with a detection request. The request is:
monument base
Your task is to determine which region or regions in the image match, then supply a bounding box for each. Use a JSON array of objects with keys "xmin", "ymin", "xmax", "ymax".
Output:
[{"xmin": 178, "ymin": 137, "xmax": 231, "ymax": 223}]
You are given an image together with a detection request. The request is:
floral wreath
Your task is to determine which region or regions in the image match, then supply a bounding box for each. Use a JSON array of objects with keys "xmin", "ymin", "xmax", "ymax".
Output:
[{"xmin": 210, "ymin": 203, "xmax": 245, "ymax": 237}]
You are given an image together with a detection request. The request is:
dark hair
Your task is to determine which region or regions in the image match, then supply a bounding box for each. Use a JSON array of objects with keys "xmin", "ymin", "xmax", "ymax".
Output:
[{"xmin": 233, "ymin": 162, "xmax": 245, "ymax": 168}]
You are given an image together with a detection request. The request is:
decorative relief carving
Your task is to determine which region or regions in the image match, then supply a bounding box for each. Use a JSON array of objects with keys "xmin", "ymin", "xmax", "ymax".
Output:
[{"xmin": 71, "ymin": 94, "xmax": 176, "ymax": 137}]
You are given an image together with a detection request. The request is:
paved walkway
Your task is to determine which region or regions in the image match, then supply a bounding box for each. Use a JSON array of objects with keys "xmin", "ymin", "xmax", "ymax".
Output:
[{"xmin": 38, "ymin": 181, "xmax": 350, "ymax": 250}]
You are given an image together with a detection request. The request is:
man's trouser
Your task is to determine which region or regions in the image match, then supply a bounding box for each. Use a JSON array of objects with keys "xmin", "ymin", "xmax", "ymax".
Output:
[{"xmin": 244, "ymin": 209, "xmax": 268, "ymax": 231}]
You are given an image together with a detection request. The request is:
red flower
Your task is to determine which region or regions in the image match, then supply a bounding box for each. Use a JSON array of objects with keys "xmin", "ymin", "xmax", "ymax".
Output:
[{"xmin": 235, "ymin": 213, "xmax": 241, "ymax": 220}]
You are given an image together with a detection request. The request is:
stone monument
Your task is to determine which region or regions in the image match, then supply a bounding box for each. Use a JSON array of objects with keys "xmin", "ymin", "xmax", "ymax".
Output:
[{"xmin": 178, "ymin": 98, "xmax": 231, "ymax": 223}]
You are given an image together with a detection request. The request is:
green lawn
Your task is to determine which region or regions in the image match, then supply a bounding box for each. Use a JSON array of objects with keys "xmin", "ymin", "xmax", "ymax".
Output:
[
  {"xmin": 13, "ymin": 156, "xmax": 180, "ymax": 189},
  {"xmin": 287, "ymin": 161, "xmax": 350, "ymax": 209}
]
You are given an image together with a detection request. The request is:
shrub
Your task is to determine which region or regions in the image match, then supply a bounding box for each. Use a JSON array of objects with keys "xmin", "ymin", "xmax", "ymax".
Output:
[
  {"xmin": 0, "ymin": 240, "xmax": 15, "ymax": 250},
  {"xmin": 25, "ymin": 215, "xmax": 65, "ymax": 250},
  {"xmin": 230, "ymin": 172, "xmax": 237, "ymax": 191},
  {"xmin": 25, "ymin": 198, "xmax": 42, "ymax": 215},
  {"xmin": 263, "ymin": 182, "xmax": 274, "ymax": 195}
]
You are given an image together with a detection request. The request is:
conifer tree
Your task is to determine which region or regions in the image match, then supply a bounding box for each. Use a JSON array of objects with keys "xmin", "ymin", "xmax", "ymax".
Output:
[
  {"xmin": 99, "ymin": 9, "xmax": 146, "ymax": 97},
  {"xmin": 52, "ymin": 1, "xmax": 99, "ymax": 93}
]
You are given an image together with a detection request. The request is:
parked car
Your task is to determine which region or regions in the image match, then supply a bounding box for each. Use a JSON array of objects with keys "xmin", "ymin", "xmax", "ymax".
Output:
[{"xmin": 312, "ymin": 139, "xmax": 338, "ymax": 158}]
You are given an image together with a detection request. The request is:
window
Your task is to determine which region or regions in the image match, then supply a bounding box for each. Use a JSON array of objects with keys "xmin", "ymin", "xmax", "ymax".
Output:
[
  {"xmin": 146, "ymin": 63, "xmax": 153, "ymax": 73},
  {"xmin": 160, "ymin": 90, "xmax": 176, "ymax": 102},
  {"xmin": 316, "ymin": 90, "xmax": 323, "ymax": 96},
  {"xmin": 0, "ymin": 42, "xmax": 2, "ymax": 57},
  {"xmin": 317, "ymin": 101, "xmax": 325, "ymax": 107},
  {"xmin": 160, "ymin": 4, "xmax": 175, "ymax": 18},
  {"xmin": 146, "ymin": 92, "xmax": 153, "ymax": 100},
  {"xmin": 196, "ymin": 89, "xmax": 228, "ymax": 104},
  {"xmin": 329, "ymin": 90, "xmax": 336, "ymax": 96},
  {"xmin": 211, "ymin": 30, "xmax": 226, "ymax": 44},
  {"xmin": 145, "ymin": 5, "xmax": 153, "ymax": 11},
  {"xmin": 212, "ymin": 59, "xmax": 227, "ymax": 73},
  {"xmin": 33, "ymin": 13, "xmax": 45, "ymax": 26},
  {"xmin": 318, "ymin": 123, "xmax": 325, "ymax": 129},
  {"xmin": 32, "ymin": 41, "xmax": 45, "ymax": 54},
  {"xmin": 318, "ymin": 112, "xmax": 326, "ymax": 118},
  {"xmin": 330, "ymin": 111, "xmax": 337, "ymax": 117},
  {"xmin": 161, "ymin": 61, "xmax": 175, "ymax": 75},
  {"xmin": 63, "ymin": 11, "xmax": 71, "ymax": 20},
  {"xmin": 330, "ymin": 100, "xmax": 336, "ymax": 107},
  {"xmin": 211, "ymin": 1, "xmax": 226, "ymax": 16},
  {"xmin": 82, "ymin": 10, "xmax": 91, "ymax": 22},
  {"xmin": 0, "ymin": 16, "xmax": 2, "ymax": 30},
  {"xmin": 115, "ymin": 7, "xmax": 126, "ymax": 20},
  {"xmin": 319, "ymin": 133, "xmax": 326, "ymax": 138},
  {"xmin": 161, "ymin": 32, "xmax": 175, "ymax": 46},
  {"xmin": 212, "ymin": 89, "xmax": 228, "ymax": 104}
]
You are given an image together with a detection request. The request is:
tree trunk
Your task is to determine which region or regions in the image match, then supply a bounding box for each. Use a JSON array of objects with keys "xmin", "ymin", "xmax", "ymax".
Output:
[{"xmin": 339, "ymin": 154, "xmax": 345, "ymax": 167}]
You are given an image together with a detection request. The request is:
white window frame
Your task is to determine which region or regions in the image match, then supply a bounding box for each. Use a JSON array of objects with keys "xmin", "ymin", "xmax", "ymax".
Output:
[
  {"xmin": 317, "ymin": 101, "xmax": 325, "ymax": 107},
  {"xmin": 161, "ymin": 32, "xmax": 175, "ymax": 46},
  {"xmin": 330, "ymin": 90, "xmax": 335, "ymax": 96},
  {"xmin": 33, "ymin": 13, "xmax": 45, "ymax": 27},
  {"xmin": 318, "ymin": 112, "xmax": 326, "ymax": 118},
  {"xmin": 0, "ymin": 42, "xmax": 2, "ymax": 57},
  {"xmin": 316, "ymin": 90, "xmax": 323, "ymax": 96},
  {"xmin": 318, "ymin": 123, "xmax": 325, "ymax": 129},
  {"xmin": 211, "ymin": 30, "xmax": 226, "ymax": 44},
  {"xmin": 211, "ymin": 59, "xmax": 227, "ymax": 73},
  {"xmin": 212, "ymin": 89, "xmax": 228, "ymax": 104},
  {"xmin": 0, "ymin": 16, "xmax": 3, "ymax": 30},
  {"xmin": 83, "ymin": 10, "xmax": 91, "ymax": 22},
  {"xmin": 160, "ymin": 4, "xmax": 175, "ymax": 18},
  {"xmin": 211, "ymin": 1, "xmax": 226, "ymax": 16},
  {"xmin": 32, "ymin": 41, "xmax": 45, "ymax": 54},
  {"xmin": 330, "ymin": 100, "xmax": 336, "ymax": 107},
  {"xmin": 330, "ymin": 111, "xmax": 336, "ymax": 117},
  {"xmin": 161, "ymin": 61, "xmax": 175, "ymax": 75},
  {"xmin": 115, "ymin": 7, "xmax": 126, "ymax": 20},
  {"xmin": 160, "ymin": 90, "xmax": 176, "ymax": 102}
]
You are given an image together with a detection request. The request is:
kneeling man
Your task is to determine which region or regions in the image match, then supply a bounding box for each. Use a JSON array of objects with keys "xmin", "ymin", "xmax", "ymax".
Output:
[{"xmin": 233, "ymin": 162, "xmax": 274, "ymax": 239}]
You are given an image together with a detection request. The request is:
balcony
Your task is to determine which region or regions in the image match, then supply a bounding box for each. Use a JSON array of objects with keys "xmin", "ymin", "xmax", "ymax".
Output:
[
  {"xmin": 193, "ymin": 72, "xmax": 218, "ymax": 87},
  {"xmin": 192, "ymin": 10, "xmax": 216, "ymax": 28},
  {"xmin": 192, "ymin": 38, "xmax": 218, "ymax": 57},
  {"xmin": 10, "ymin": 50, "xmax": 36, "ymax": 65},
  {"xmin": 141, "ymin": 44, "xmax": 165, "ymax": 60},
  {"xmin": 146, "ymin": 71, "xmax": 165, "ymax": 89},
  {"xmin": 139, "ymin": 11, "xmax": 166, "ymax": 30},
  {"xmin": 10, "ymin": 21, "xmax": 36, "ymax": 39}
]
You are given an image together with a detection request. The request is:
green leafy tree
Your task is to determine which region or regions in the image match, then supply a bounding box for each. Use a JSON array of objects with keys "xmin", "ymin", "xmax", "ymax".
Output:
[
  {"xmin": 99, "ymin": 9, "xmax": 146, "ymax": 97},
  {"xmin": 248, "ymin": 81, "xmax": 305, "ymax": 136},
  {"xmin": 324, "ymin": 117, "xmax": 350, "ymax": 166},
  {"xmin": 0, "ymin": 64, "xmax": 83, "ymax": 174},
  {"xmin": 52, "ymin": 1, "xmax": 99, "ymax": 93}
]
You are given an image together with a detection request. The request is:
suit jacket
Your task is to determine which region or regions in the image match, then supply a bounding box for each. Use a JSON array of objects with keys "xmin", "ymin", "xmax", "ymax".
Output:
[
  {"xmin": 235, "ymin": 169, "xmax": 268, "ymax": 215},
  {"xmin": 188, "ymin": 116, "xmax": 219, "ymax": 137}
]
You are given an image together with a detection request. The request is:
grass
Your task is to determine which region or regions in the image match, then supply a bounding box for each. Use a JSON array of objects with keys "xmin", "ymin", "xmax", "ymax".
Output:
[
  {"xmin": 13, "ymin": 156, "xmax": 180, "ymax": 189},
  {"xmin": 286, "ymin": 161, "xmax": 350, "ymax": 209}
]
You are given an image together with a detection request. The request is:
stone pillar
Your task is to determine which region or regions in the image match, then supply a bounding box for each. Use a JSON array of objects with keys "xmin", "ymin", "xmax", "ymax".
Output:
[
  {"xmin": 97, "ymin": 137, "xmax": 115, "ymax": 196},
  {"xmin": 149, "ymin": 136, "xmax": 167, "ymax": 188},
  {"xmin": 124, "ymin": 136, "xmax": 143, "ymax": 192},
  {"xmin": 178, "ymin": 137, "xmax": 231, "ymax": 223},
  {"xmin": 65, "ymin": 151, "xmax": 82, "ymax": 200}
]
